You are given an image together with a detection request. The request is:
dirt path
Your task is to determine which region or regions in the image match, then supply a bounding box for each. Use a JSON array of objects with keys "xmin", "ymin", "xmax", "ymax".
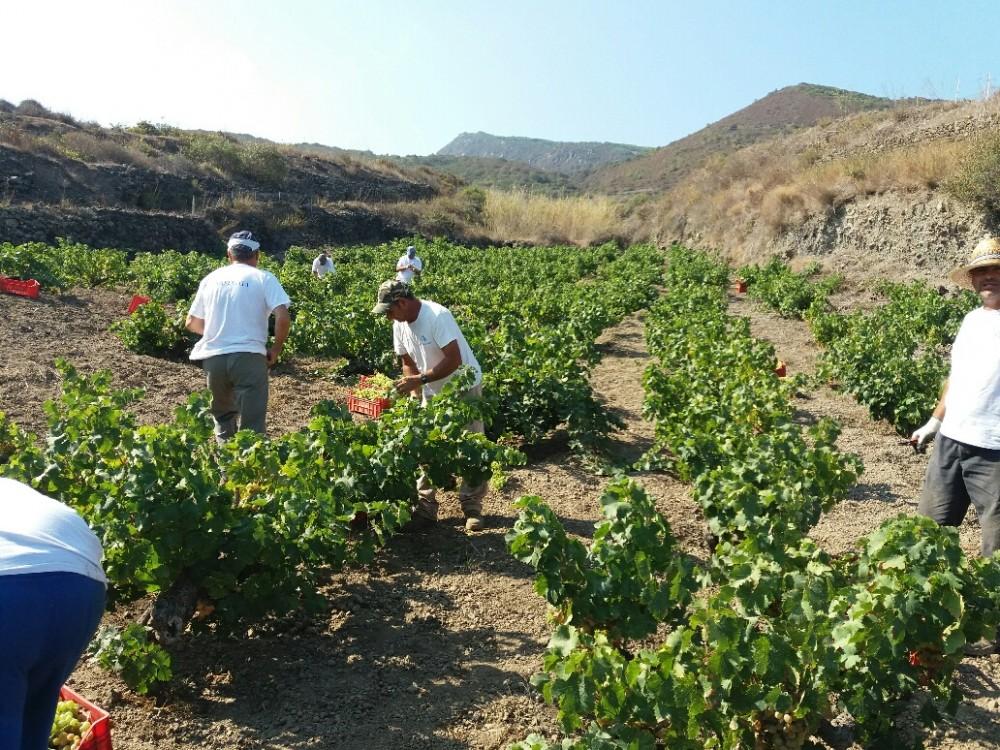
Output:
[{"xmin": 729, "ymin": 293, "xmax": 1000, "ymax": 750}]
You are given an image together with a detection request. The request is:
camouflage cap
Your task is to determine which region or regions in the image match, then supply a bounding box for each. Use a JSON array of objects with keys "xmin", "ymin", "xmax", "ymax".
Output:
[{"xmin": 371, "ymin": 279, "xmax": 414, "ymax": 314}]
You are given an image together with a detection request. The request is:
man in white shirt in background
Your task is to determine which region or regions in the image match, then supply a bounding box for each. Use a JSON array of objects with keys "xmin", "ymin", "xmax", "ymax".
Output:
[
  {"xmin": 311, "ymin": 250, "xmax": 334, "ymax": 278},
  {"xmin": 372, "ymin": 279, "xmax": 485, "ymax": 532},
  {"xmin": 186, "ymin": 230, "xmax": 291, "ymax": 440},
  {"xmin": 395, "ymin": 245, "xmax": 423, "ymax": 284},
  {"xmin": 913, "ymin": 236, "xmax": 1000, "ymax": 561}
]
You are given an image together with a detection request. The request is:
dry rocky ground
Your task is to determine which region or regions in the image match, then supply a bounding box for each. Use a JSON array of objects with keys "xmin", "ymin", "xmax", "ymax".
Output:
[{"xmin": 1, "ymin": 286, "xmax": 999, "ymax": 749}]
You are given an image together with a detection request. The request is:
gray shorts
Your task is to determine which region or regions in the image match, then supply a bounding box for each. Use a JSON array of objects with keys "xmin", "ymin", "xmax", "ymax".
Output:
[{"xmin": 918, "ymin": 434, "xmax": 1000, "ymax": 556}]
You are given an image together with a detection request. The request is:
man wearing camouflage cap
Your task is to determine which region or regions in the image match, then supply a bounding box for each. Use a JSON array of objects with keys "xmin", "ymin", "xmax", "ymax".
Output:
[
  {"xmin": 372, "ymin": 279, "xmax": 486, "ymax": 532},
  {"xmin": 914, "ymin": 236, "xmax": 1000, "ymax": 566}
]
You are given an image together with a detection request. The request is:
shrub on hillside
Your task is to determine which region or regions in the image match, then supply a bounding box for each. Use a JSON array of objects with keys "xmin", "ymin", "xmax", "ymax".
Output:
[
  {"xmin": 56, "ymin": 130, "xmax": 151, "ymax": 167},
  {"xmin": 183, "ymin": 133, "xmax": 244, "ymax": 175},
  {"xmin": 240, "ymin": 143, "xmax": 288, "ymax": 186},
  {"xmin": 945, "ymin": 132, "xmax": 1000, "ymax": 215},
  {"xmin": 14, "ymin": 99, "xmax": 79, "ymax": 125},
  {"xmin": 181, "ymin": 134, "xmax": 288, "ymax": 186}
]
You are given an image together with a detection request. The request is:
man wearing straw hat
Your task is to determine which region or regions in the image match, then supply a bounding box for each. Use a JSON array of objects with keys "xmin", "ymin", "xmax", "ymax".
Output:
[{"xmin": 913, "ymin": 236, "xmax": 1000, "ymax": 562}]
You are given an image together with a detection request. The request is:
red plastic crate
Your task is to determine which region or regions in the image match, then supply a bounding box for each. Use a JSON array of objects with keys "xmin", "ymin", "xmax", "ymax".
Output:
[
  {"xmin": 0, "ymin": 275, "xmax": 41, "ymax": 299},
  {"xmin": 126, "ymin": 294, "xmax": 151, "ymax": 314},
  {"xmin": 733, "ymin": 279, "xmax": 748, "ymax": 293},
  {"xmin": 58, "ymin": 685, "xmax": 112, "ymax": 750},
  {"xmin": 774, "ymin": 361, "xmax": 787, "ymax": 378},
  {"xmin": 347, "ymin": 376, "xmax": 392, "ymax": 418}
]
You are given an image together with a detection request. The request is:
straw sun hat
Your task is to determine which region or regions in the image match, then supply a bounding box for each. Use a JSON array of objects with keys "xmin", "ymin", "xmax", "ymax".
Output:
[{"xmin": 949, "ymin": 237, "xmax": 1000, "ymax": 288}]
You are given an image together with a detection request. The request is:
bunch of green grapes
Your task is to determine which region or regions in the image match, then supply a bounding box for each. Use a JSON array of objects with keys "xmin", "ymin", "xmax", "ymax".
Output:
[
  {"xmin": 354, "ymin": 373, "xmax": 395, "ymax": 400},
  {"xmin": 50, "ymin": 699, "xmax": 91, "ymax": 749}
]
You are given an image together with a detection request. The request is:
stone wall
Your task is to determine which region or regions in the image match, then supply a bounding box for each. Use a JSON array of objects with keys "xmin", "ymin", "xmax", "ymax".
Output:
[
  {"xmin": 0, "ymin": 202, "xmax": 406, "ymax": 256},
  {"xmin": 0, "ymin": 205, "xmax": 222, "ymax": 253}
]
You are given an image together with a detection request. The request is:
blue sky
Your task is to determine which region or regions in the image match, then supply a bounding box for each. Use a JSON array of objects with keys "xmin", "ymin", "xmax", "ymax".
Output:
[{"xmin": 4, "ymin": 0, "xmax": 998, "ymax": 155}]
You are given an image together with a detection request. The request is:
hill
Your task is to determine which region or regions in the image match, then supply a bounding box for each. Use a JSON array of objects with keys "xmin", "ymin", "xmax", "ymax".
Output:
[
  {"xmin": 393, "ymin": 154, "xmax": 579, "ymax": 195},
  {"xmin": 584, "ymin": 83, "xmax": 913, "ymax": 195},
  {"xmin": 633, "ymin": 91, "xmax": 1000, "ymax": 285},
  {"xmin": 0, "ymin": 99, "xmax": 469, "ymax": 252},
  {"xmin": 437, "ymin": 131, "xmax": 651, "ymax": 173}
]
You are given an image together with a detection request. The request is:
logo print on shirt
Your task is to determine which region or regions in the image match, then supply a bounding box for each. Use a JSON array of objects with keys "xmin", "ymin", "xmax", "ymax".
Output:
[{"xmin": 419, "ymin": 335, "xmax": 430, "ymax": 344}]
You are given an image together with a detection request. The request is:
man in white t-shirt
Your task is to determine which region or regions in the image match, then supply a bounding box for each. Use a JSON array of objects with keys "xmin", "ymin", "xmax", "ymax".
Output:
[
  {"xmin": 395, "ymin": 245, "xmax": 423, "ymax": 284},
  {"xmin": 914, "ymin": 236, "xmax": 1000, "ymax": 560},
  {"xmin": 186, "ymin": 230, "xmax": 291, "ymax": 440},
  {"xmin": 371, "ymin": 279, "xmax": 486, "ymax": 531},
  {"xmin": 311, "ymin": 251, "xmax": 334, "ymax": 278}
]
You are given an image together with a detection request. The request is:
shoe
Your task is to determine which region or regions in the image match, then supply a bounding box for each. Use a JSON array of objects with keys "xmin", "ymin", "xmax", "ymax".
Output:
[{"xmin": 464, "ymin": 516, "xmax": 484, "ymax": 532}]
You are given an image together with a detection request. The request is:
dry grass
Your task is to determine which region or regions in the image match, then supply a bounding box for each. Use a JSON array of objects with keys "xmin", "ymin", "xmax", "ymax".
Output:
[
  {"xmin": 482, "ymin": 188, "xmax": 623, "ymax": 246},
  {"xmin": 56, "ymin": 130, "xmax": 156, "ymax": 168},
  {"xmin": 641, "ymin": 132, "xmax": 974, "ymax": 248}
]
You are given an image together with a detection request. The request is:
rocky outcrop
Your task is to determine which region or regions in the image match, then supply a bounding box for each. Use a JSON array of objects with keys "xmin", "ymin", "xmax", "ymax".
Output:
[
  {"xmin": 0, "ymin": 144, "xmax": 436, "ymax": 212},
  {"xmin": 690, "ymin": 190, "xmax": 998, "ymax": 286}
]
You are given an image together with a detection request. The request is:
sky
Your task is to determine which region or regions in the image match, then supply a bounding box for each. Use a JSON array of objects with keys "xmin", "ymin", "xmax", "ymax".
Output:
[{"xmin": 3, "ymin": 0, "xmax": 1000, "ymax": 155}]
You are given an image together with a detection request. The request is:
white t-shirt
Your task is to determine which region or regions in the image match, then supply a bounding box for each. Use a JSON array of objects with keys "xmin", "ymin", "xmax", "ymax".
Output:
[
  {"xmin": 941, "ymin": 306, "xmax": 1000, "ymax": 449},
  {"xmin": 393, "ymin": 299, "xmax": 482, "ymax": 399},
  {"xmin": 188, "ymin": 263, "xmax": 291, "ymax": 360},
  {"xmin": 0, "ymin": 477, "xmax": 107, "ymax": 583},
  {"xmin": 312, "ymin": 256, "xmax": 334, "ymax": 277},
  {"xmin": 395, "ymin": 254, "xmax": 423, "ymax": 284}
]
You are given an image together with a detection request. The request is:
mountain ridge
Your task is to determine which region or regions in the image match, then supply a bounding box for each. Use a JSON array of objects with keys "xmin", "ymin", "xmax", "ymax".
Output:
[
  {"xmin": 436, "ymin": 131, "xmax": 651, "ymax": 173},
  {"xmin": 583, "ymin": 83, "xmax": 932, "ymax": 194}
]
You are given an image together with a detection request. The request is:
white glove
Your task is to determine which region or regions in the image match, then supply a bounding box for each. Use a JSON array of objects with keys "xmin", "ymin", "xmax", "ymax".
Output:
[{"xmin": 911, "ymin": 416, "xmax": 942, "ymax": 448}]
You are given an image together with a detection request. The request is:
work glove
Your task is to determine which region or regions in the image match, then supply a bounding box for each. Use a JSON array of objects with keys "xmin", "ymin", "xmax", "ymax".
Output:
[{"xmin": 911, "ymin": 416, "xmax": 942, "ymax": 448}]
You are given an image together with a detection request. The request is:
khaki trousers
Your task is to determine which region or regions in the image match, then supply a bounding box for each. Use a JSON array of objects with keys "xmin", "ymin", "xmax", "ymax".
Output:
[
  {"xmin": 415, "ymin": 384, "xmax": 487, "ymax": 520},
  {"xmin": 202, "ymin": 352, "xmax": 269, "ymax": 441}
]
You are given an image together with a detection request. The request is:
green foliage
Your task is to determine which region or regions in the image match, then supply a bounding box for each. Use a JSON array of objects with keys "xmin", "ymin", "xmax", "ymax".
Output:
[
  {"xmin": 0, "ymin": 239, "xmax": 129, "ymax": 290},
  {"xmin": 830, "ymin": 515, "xmax": 1000, "ymax": 743},
  {"xmin": 129, "ymin": 249, "xmax": 221, "ymax": 301},
  {"xmin": 88, "ymin": 624, "xmax": 173, "ymax": 694},
  {"xmin": 0, "ymin": 238, "xmax": 663, "ymax": 452},
  {"xmin": 508, "ymin": 479, "xmax": 695, "ymax": 643},
  {"xmin": 240, "ymin": 142, "xmax": 289, "ymax": 185},
  {"xmin": 181, "ymin": 133, "xmax": 288, "ymax": 185},
  {"xmin": 694, "ymin": 419, "xmax": 861, "ymax": 549},
  {"xmin": 0, "ymin": 411, "xmax": 43, "ymax": 478},
  {"xmin": 809, "ymin": 281, "xmax": 976, "ymax": 434},
  {"xmin": 738, "ymin": 257, "xmax": 841, "ymax": 319},
  {"xmin": 945, "ymin": 131, "xmax": 1000, "ymax": 215},
  {"xmin": 111, "ymin": 300, "xmax": 192, "ymax": 357}
]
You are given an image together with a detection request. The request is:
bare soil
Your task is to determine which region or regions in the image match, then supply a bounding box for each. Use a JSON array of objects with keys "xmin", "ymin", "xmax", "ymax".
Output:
[{"xmin": 2, "ymin": 288, "xmax": 999, "ymax": 749}]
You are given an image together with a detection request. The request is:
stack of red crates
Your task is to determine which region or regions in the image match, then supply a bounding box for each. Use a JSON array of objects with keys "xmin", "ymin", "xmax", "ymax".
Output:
[
  {"xmin": 58, "ymin": 685, "xmax": 112, "ymax": 750},
  {"xmin": 347, "ymin": 376, "xmax": 392, "ymax": 418}
]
